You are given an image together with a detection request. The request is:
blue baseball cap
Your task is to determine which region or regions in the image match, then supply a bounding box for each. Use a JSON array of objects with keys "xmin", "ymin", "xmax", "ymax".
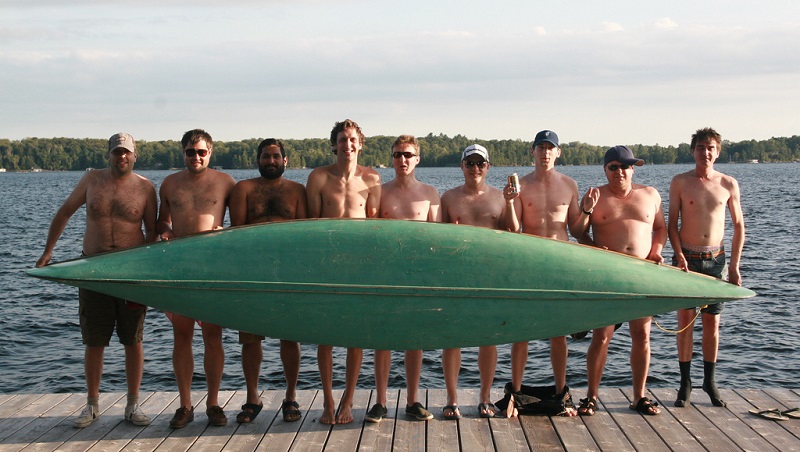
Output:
[
  {"xmin": 533, "ymin": 130, "xmax": 559, "ymax": 148},
  {"xmin": 604, "ymin": 145, "xmax": 644, "ymax": 167}
]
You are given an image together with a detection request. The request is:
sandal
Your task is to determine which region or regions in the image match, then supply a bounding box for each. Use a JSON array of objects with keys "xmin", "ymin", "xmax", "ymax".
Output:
[
  {"xmin": 578, "ymin": 397, "xmax": 598, "ymax": 416},
  {"xmin": 442, "ymin": 405, "xmax": 461, "ymax": 420},
  {"xmin": 236, "ymin": 402, "xmax": 263, "ymax": 424},
  {"xmin": 281, "ymin": 400, "xmax": 302, "ymax": 422},
  {"xmin": 630, "ymin": 397, "xmax": 661, "ymax": 416}
]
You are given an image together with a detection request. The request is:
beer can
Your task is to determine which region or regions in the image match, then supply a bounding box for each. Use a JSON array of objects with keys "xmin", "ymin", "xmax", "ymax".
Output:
[{"xmin": 508, "ymin": 173, "xmax": 520, "ymax": 194}]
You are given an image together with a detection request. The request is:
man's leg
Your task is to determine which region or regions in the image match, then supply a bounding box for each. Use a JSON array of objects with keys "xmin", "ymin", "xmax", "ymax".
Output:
[
  {"xmin": 374, "ymin": 350, "xmax": 391, "ymax": 407},
  {"xmin": 442, "ymin": 348, "xmax": 461, "ymax": 413},
  {"xmin": 550, "ymin": 336, "xmax": 567, "ymax": 394},
  {"xmin": 510, "ymin": 341, "xmax": 528, "ymax": 392},
  {"xmin": 171, "ymin": 314, "xmax": 195, "ymax": 410},
  {"xmin": 701, "ymin": 312, "xmax": 725, "ymax": 406},
  {"xmin": 579, "ymin": 325, "xmax": 615, "ymax": 415},
  {"xmin": 280, "ymin": 340, "xmax": 301, "ymax": 403},
  {"xmin": 317, "ymin": 345, "xmax": 335, "ymax": 425},
  {"xmin": 201, "ymin": 323, "xmax": 224, "ymax": 409},
  {"xmin": 337, "ymin": 347, "xmax": 363, "ymax": 424},
  {"xmin": 629, "ymin": 317, "xmax": 652, "ymax": 403},
  {"xmin": 405, "ymin": 350, "xmax": 423, "ymax": 407},
  {"xmin": 241, "ymin": 340, "xmax": 263, "ymax": 406},
  {"xmin": 478, "ymin": 345, "xmax": 496, "ymax": 408},
  {"xmin": 675, "ymin": 308, "xmax": 697, "ymax": 406}
]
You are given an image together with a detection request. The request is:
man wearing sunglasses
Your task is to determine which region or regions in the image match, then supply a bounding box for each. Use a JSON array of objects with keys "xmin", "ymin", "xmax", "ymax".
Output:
[
  {"xmin": 501, "ymin": 129, "xmax": 580, "ymax": 417},
  {"xmin": 306, "ymin": 119, "xmax": 382, "ymax": 425},
  {"xmin": 36, "ymin": 132, "xmax": 157, "ymax": 428},
  {"xmin": 157, "ymin": 129, "xmax": 236, "ymax": 429},
  {"xmin": 669, "ymin": 128, "xmax": 744, "ymax": 409},
  {"xmin": 573, "ymin": 145, "xmax": 666, "ymax": 417},
  {"xmin": 229, "ymin": 138, "xmax": 307, "ymax": 424},
  {"xmin": 440, "ymin": 144, "xmax": 509, "ymax": 420},
  {"xmin": 365, "ymin": 135, "xmax": 440, "ymax": 423}
]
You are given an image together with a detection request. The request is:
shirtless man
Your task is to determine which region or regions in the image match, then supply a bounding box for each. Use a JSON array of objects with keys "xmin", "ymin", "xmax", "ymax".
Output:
[
  {"xmin": 573, "ymin": 145, "xmax": 666, "ymax": 417},
  {"xmin": 440, "ymin": 144, "xmax": 507, "ymax": 420},
  {"xmin": 502, "ymin": 130, "xmax": 579, "ymax": 416},
  {"xmin": 669, "ymin": 127, "xmax": 745, "ymax": 408},
  {"xmin": 229, "ymin": 138, "xmax": 307, "ymax": 424},
  {"xmin": 306, "ymin": 119, "xmax": 381, "ymax": 424},
  {"xmin": 365, "ymin": 135, "xmax": 440, "ymax": 423},
  {"xmin": 157, "ymin": 129, "xmax": 236, "ymax": 429},
  {"xmin": 36, "ymin": 132, "xmax": 157, "ymax": 428}
]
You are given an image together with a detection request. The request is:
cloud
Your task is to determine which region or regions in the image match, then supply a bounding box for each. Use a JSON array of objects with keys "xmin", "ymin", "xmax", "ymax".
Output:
[{"xmin": 654, "ymin": 17, "xmax": 679, "ymax": 30}]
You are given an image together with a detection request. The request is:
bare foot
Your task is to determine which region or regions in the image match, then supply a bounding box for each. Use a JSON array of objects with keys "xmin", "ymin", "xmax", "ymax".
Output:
[
  {"xmin": 320, "ymin": 406, "xmax": 336, "ymax": 425},
  {"xmin": 336, "ymin": 406, "xmax": 354, "ymax": 424}
]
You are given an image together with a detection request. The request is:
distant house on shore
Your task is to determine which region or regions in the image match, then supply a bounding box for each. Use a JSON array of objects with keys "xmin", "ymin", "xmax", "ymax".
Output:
[{"xmin": 0, "ymin": 168, "xmax": 6, "ymax": 173}]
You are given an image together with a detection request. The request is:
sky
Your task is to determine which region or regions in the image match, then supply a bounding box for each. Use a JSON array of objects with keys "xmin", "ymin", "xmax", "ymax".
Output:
[{"xmin": 2, "ymin": 0, "xmax": 799, "ymax": 147}]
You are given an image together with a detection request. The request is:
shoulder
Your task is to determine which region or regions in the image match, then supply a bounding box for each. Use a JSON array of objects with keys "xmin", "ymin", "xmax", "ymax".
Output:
[
  {"xmin": 210, "ymin": 169, "xmax": 236, "ymax": 184},
  {"xmin": 284, "ymin": 178, "xmax": 307, "ymax": 193},
  {"xmin": 358, "ymin": 165, "xmax": 381, "ymax": 182}
]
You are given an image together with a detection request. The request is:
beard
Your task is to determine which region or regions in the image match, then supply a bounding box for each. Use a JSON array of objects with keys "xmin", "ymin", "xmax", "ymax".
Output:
[{"xmin": 259, "ymin": 163, "xmax": 285, "ymax": 180}]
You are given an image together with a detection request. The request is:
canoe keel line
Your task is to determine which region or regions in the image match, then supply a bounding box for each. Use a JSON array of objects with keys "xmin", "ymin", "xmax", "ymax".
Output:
[{"xmin": 27, "ymin": 219, "xmax": 755, "ymax": 350}]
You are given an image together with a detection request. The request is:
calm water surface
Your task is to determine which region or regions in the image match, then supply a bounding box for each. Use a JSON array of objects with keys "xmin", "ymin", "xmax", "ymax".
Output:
[{"xmin": 1, "ymin": 163, "xmax": 797, "ymax": 396}]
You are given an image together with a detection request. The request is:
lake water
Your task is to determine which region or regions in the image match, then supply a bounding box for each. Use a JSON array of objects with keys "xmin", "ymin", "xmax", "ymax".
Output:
[{"xmin": 1, "ymin": 163, "xmax": 797, "ymax": 397}]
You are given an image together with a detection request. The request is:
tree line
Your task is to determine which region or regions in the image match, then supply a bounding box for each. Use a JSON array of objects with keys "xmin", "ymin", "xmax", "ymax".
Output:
[{"xmin": 1, "ymin": 133, "xmax": 799, "ymax": 171}]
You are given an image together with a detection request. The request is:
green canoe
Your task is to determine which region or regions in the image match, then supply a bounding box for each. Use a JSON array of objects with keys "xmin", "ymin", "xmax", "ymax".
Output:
[{"xmin": 27, "ymin": 219, "xmax": 755, "ymax": 350}]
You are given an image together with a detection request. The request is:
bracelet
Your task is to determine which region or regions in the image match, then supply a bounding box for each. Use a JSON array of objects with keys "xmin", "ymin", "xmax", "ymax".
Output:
[{"xmin": 581, "ymin": 207, "xmax": 593, "ymax": 215}]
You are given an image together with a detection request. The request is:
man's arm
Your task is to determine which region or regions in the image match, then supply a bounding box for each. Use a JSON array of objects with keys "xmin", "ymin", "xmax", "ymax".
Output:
[
  {"xmin": 143, "ymin": 182, "xmax": 158, "ymax": 243},
  {"xmin": 427, "ymin": 187, "xmax": 442, "ymax": 223},
  {"xmin": 667, "ymin": 177, "xmax": 687, "ymax": 270},
  {"xmin": 36, "ymin": 175, "xmax": 90, "ymax": 267},
  {"xmin": 306, "ymin": 169, "xmax": 323, "ymax": 219},
  {"xmin": 229, "ymin": 182, "xmax": 248, "ymax": 227},
  {"xmin": 727, "ymin": 178, "xmax": 745, "ymax": 285},
  {"xmin": 295, "ymin": 185, "xmax": 309, "ymax": 220},
  {"xmin": 365, "ymin": 172, "xmax": 382, "ymax": 219},
  {"xmin": 648, "ymin": 191, "xmax": 667, "ymax": 264},
  {"xmin": 155, "ymin": 179, "xmax": 174, "ymax": 239},
  {"xmin": 572, "ymin": 187, "xmax": 599, "ymax": 245}
]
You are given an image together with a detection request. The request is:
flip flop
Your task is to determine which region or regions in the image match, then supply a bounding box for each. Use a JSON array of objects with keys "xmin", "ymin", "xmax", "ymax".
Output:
[
  {"xmin": 442, "ymin": 405, "xmax": 461, "ymax": 420},
  {"xmin": 478, "ymin": 402, "xmax": 499, "ymax": 418},
  {"xmin": 236, "ymin": 402, "xmax": 263, "ymax": 424},
  {"xmin": 749, "ymin": 409, "xmax": 788, "ymax": 421},
  {"xmin": 782, "ymin": 407, "xmax": 800, "ymax": 419}
]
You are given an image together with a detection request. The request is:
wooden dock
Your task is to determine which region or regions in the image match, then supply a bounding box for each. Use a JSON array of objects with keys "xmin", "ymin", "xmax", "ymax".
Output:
[{"xmin": 1, "ymin": 387, "xmax": 798, "ymax": 451}]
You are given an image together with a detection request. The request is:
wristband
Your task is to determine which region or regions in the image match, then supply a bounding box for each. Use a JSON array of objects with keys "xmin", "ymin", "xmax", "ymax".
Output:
[{"xmin": 581, "ymin": 207, "xmax": 593, "ymax": 215}]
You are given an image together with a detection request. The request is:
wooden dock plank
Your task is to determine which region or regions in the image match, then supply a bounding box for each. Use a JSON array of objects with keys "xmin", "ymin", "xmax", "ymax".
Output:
[
  {"xmin": 645, "ymin": 388, "xmax": 706, "ymax": 451},
  {"xmin": 579, "ymin": 388, "xmax": 638, "ymax": 451},
  {"xmin": 0, "ymin": 393, "xmax": 74, "ymax": 450},
  {"xmin": 425, "ymin": 389, "xmax": 458, "ymax": 451},
  {"xmin": 358, "ymin": 388, "xmax": 396, "ymax": 451},
  {"xmin": 2, "ymin": 388, "xmax": 798, "ymax": 451},
  {"xmin": 390, "ymin": 389, "xmax": 426, "ymax": 452},
  {"xmin": 255, "ymin": 389, "xmax": 315, "ymax": 452},
  {"xmin": 734, "ymin": 388, "xmax": 800, "ymax": 451},
  {"xmin": 486, "ymin": 387, "xmax": 529, "ymax": 452},
  {"xmin": 288, "ymin": 389, "xmax": 334, "ymax": 452},
  {"xmin": 0, "ymin": 394, "xmax": 49, "ymax": 442}
]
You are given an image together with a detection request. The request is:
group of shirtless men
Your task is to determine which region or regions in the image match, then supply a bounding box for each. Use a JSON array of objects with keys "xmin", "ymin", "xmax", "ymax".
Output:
[{"xmin": 37, "ymin": 120, "xmax": 744, "ymax": 428}]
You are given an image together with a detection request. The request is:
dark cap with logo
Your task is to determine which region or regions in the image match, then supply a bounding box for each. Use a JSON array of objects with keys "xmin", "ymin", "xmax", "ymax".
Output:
[{"xmin": 533, "ymin": 130, "xmax": 559, "ymax": 148}]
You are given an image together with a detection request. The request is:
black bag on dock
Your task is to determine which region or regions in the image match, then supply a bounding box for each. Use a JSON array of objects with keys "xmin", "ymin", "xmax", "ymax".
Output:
[{"xmin": 495, "ymin": 382, "xmax": 575, "ymax": 416}]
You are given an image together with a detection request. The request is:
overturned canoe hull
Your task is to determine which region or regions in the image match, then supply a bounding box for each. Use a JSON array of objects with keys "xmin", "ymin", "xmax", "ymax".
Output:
[{"xmin": 27, "ymin": 219, "xmax": 755, "ymax": 349}]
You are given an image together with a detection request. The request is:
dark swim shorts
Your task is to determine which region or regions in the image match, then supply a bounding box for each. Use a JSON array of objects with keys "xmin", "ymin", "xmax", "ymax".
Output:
[
  {"xmin": 79, "ymin": 288, "xmax": 147, "ymax": 346},
  {"xmin": 673, "ymin": 248, "xmax": 727, "ymax": 315}
]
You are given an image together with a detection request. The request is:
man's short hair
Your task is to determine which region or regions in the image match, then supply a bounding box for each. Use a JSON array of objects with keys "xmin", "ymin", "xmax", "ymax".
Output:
[
  {"xmin": 329, "ymin": 119, "xmax": 365, "ymax": 148},
  {"xmin": 691, "ymin": 127, "xmax": 722, "ymax": 150},
  {"xmin": 257, "ymin": 138, "xmax": 286, "ymax": 160},
  {"xmin": 392, "ymin": 135, "xmax": 420, "ymax": 154},
  {"xmin": 181, "ymin": 129, "xmax": 213, "ymax": 150}
]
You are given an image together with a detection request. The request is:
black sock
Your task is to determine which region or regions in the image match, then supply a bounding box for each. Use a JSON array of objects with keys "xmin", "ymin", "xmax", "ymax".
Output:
[
  {"xmin": 702, "ymin": 361, "xmax": 726, "ymax": 407},
  {"xmin": 675, "ymin": 361, "xmax": 692, "ymax": 407}
]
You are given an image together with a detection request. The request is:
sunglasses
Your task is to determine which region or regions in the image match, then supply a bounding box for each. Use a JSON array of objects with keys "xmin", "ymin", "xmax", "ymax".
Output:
[
  {"xmin": 392, "ymin": 151, "xmax": 417, "ymax": 159},
  {"xmin": 184, "ymin": 149, "xmax": 209, "ymax": 158},
  {"xmin": 464, "ymin": 161, "xmax": 488, "ymax": 168},
  {"xmin": 606, "ymin": 163, "xmax": 631, "ymax": 171}
]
